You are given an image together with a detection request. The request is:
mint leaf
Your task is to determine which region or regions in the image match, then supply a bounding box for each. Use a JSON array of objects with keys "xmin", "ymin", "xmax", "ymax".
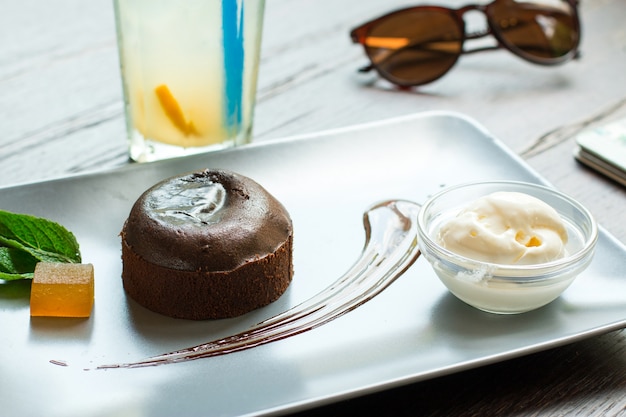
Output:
[
  {"xmin": 0, "ymin": 210, "xmax": 81, "ymax": 280},
  {"xmin": 0, "ymin": 247, "xmax": 37, "ymax": 280}
]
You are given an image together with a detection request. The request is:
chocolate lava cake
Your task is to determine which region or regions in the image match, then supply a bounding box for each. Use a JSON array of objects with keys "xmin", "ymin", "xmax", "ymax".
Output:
[{"xmin": 120, "ymin": 169, "xmax": 293, "ymax": 320}]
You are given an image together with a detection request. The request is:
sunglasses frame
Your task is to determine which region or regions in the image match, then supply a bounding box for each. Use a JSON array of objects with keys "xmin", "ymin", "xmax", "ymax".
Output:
[{"xmin": 350, "ymin": 0, "xmax": 581, "ymax": 87}]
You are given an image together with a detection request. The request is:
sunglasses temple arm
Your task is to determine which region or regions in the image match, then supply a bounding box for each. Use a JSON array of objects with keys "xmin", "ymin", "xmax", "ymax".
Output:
[
  {"xmin": 462, "ymin": 45, "xmax": 501, "ymax": 55},
  {"xmin": 358, "ymin": 63, "xmax": 374, "ymax": 73},
  {"xmin": 355, "ymin": 46, "xmax": 496, "ymax": 75}
]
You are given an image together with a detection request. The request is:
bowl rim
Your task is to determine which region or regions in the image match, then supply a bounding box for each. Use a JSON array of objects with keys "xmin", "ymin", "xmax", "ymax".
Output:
[{"xmin": 416, "ymin": 180, "xmax": 599, "ymax": 276}]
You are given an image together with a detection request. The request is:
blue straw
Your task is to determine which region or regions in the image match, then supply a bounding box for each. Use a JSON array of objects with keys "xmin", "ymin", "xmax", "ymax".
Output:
[{"xmin": 222, "ymin": 0, "xmax": 244, "ymax": 135}]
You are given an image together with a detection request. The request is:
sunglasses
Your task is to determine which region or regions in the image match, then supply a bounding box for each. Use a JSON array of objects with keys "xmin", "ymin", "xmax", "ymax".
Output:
[{"xmin": 350, "ymin": 0, "xmax": 581, "ymax": 87}]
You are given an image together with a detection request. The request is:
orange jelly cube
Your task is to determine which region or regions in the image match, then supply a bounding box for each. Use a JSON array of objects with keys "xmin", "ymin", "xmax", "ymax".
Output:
[{"xmin": 30, "ymin": 263, "xmax": 94, "ymax": 318}]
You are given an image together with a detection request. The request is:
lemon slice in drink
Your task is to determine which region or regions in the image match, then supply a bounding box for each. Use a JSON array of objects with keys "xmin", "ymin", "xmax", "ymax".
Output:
[{"xmin": 155, "ymin": 84, "xmax": 198, "ymax": 136}]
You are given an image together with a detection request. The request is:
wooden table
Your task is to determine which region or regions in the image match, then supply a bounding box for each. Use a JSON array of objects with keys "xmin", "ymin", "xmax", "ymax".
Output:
[{"xmin": 2, "ymin": 0, "xmax": 625, "ymax": 415}]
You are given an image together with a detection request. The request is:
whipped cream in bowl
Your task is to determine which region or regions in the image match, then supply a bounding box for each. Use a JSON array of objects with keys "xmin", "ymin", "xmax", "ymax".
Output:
[{"xmin": 417, "ymin": 181, "xmax": 598, "ymax": 314}]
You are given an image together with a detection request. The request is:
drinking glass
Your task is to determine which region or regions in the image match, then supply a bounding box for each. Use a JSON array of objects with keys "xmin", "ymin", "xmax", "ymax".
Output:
[{"xmin": 114, "ymin": 0, "xmax": 265, "ymax": 162}]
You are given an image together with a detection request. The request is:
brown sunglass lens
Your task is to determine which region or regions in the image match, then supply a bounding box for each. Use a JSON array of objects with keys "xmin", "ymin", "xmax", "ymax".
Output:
[
  {"xmin": 489, "ymin": 0, "xmax": 578, "ymax": 61},
  {"xmin": 363, "ymin": 10, "xmax": 463, "ymax": 86}
]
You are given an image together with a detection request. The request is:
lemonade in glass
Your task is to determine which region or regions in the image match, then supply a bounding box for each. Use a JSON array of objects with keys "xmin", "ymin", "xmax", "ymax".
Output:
[{"xmin": 114, "ymin": 0, "xmax": 265, "ymax": 162}]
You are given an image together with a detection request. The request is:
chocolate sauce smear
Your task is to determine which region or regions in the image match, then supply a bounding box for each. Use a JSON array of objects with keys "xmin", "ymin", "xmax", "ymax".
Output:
[{"xmin": 97, "ymin": 200, "xmax": 421, "ymax": 369}]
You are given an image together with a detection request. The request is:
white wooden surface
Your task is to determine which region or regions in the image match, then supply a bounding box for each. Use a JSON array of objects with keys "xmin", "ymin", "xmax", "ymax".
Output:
[{"xmin": 1, "ymin": 0, "xmax": 625, "ymax": 415}]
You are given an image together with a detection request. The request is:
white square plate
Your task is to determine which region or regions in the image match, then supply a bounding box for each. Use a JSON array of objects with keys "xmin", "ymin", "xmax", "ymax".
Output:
[{"xmin": 1, "ymin": 112, "xmax": 625, "ymax": 417}]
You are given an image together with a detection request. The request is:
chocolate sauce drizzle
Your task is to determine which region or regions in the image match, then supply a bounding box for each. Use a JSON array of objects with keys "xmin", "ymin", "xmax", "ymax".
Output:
[{"xmin": 97, "ymin": 200, "xmax": 422, "ymax": 369}]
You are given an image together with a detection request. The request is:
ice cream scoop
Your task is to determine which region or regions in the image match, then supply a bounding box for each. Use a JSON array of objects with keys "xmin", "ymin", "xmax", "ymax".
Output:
[
  {"xmin": 417, "ymin": 181, "xmax": 598, "ymax": 314},
  {"xmin": 437, "ymin": 191, "xmax": 568, "ymax": 265}
]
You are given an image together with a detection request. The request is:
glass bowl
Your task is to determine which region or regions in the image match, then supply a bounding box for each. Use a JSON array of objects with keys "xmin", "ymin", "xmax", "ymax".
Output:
[{"xmin": 417, "ymin": 181, "xmax": 598, "ymax": 314}]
